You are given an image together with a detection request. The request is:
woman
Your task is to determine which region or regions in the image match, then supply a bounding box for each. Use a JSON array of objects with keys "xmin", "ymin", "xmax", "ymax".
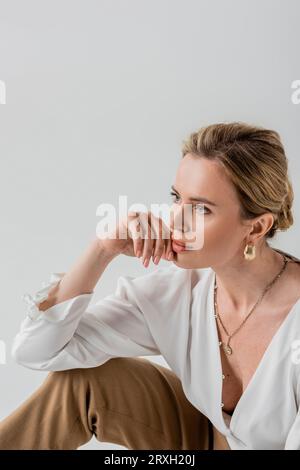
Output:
[{"xmin": 0, "ymin": 122, "xmax": 299, "ymax": 450}]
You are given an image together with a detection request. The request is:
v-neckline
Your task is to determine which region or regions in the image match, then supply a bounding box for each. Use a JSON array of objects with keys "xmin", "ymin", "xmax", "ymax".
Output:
[{"xmin": 209, "ymin": 248, "xmax": 300, "ymax": 433}]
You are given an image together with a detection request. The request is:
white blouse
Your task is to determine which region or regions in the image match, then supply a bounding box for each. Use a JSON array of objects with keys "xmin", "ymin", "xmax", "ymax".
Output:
[{"xmin": 11, "ymin": 248, "xmax": 300, "ymax": 450}]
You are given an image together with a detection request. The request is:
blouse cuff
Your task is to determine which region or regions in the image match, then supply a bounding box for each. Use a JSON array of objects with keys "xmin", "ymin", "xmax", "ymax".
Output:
[{"xmin": 22, "ymin": 272, "xmax": 66, "ymax": 321}]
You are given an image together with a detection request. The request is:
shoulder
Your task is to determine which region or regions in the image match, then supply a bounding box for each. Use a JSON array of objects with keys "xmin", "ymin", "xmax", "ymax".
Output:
[
  {"xmin": 273, "ymin": 247, "xmax": 300, "ymax": 264},
  {"xmin": 118, "ymin": 263, "xmax": 190, "ymax": 298},
  {"xmin": 272, "ymin": 247, "xmax": 300, "ymax": 300},
  {"xmin": 116, "ymin": 263, "xmax": 212, "ymax": 306}
]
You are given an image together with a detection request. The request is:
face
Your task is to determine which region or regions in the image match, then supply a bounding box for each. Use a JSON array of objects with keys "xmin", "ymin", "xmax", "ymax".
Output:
[{"xmin": 169, "ymin": 153, "xmax": 254, "ymax": 269}]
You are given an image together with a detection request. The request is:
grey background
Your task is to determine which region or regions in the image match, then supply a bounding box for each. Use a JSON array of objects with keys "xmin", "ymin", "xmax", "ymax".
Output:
[{"xmin": 0, "ymin": 0, "xmax": 299, "ymax": 450}]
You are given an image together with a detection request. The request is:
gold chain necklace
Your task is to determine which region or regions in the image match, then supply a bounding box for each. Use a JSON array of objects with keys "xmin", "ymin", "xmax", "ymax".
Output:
[{"xmin": 214, "ymin": 253, "xmax": 289, "ymax": 356}]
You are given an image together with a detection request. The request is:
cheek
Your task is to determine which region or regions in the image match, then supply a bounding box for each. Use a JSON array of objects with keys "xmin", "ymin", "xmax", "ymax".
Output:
[
  {"xmin": 203, "ymin": 214, "xmax": 241, "ymax": 247},
  {"xmin": 173, "ymin": 213, "xmax": 246, "ymax": 268}
]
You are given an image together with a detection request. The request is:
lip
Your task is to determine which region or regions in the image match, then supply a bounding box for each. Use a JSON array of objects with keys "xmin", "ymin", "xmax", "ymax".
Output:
[
  {"xmin": 171, "ymin": 237, "xmax": 186, "ymax": 247},
  {"xmin": 172, "ymin": 240, "xmax": 189, "ymax": 253},
  {"xmin": 171, "ymin": 238, "xmax": 186, "ymax": 247}
]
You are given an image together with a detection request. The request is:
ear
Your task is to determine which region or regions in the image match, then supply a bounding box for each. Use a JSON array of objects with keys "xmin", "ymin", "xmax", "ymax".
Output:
[{"xmin": 246, "ymin": 212, "xmax": 275, "ymax": 243}]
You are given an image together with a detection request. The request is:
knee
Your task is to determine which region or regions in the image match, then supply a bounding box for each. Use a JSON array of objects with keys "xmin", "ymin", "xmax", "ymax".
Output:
[
  {"xmin": 45, "ymin": 366, "xmax": 93, "ymax": 386},
  {"xmin": 44, "ymin": 357, "xmax": 134, "ymax": 386}
]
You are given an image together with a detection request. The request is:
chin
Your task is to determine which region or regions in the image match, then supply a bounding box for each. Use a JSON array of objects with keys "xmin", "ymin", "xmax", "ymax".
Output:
[
  {"xmin": 172, "ymin": 250, "xmax": 210, "ymax": 269},
  {"xmin": 172, "ymin": 252, "xmax": 199, "ymax": 269}
]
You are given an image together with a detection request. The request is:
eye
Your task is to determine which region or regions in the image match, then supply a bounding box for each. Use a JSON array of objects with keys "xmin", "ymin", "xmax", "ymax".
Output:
[
  {"xmin": 170, "ymin": 191, "xmax": 180, "ymax": 204},
  {"xmin": 194, "ymin": 204, "xmax": 211, "ymax": 215},
  {"xmin": 169, "ymin": 192, "xmax": 211, "ymax": 214}
]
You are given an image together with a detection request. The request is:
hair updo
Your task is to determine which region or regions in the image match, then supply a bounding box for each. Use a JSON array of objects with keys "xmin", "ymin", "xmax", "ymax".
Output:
[{"xmin": 181, "ymin": 122, "xmax": 294, "ymax": 240}]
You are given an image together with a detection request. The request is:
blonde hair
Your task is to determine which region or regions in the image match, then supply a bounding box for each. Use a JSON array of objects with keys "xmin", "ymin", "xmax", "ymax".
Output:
[{"xmin": 181, "ymin": 122, "xmax": 294, "ymax": 240}]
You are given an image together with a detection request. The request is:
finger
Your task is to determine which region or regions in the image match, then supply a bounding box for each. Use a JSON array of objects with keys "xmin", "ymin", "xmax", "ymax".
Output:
[
  {"xmin": 141, "ymin": 212, "xmax": 154, "ymax": 267},
  {"xmin": 165, "ymin": 235, "xmax": 174, "ymax": 261},
  {"xmin": 127, "ymin": 212, "xmax": 143, "ymax": 257},
  {"xmin": 151, "ymin": 215, "xmax": 165, "ymax": 265},
  {"xmin": 160, "ymin": 219, "xmax": 174, "ymax": 261}
]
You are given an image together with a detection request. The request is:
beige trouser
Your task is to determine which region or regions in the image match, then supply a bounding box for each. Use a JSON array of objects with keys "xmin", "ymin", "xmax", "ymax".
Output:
[{"xmin": 0, "ymin": 357, "xmax": 231, "ymax": 450}]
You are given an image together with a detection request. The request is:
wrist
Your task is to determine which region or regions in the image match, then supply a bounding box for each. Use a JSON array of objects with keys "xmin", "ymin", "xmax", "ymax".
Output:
[{"xmin": 93, "ymin": 236, "xmax": 122, "ymax": 260}]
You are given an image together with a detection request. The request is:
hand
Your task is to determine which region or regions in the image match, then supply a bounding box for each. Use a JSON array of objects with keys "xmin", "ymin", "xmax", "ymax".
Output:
[{"xmin": 99, "ymin": 211, "xmax": 176, "ymax": 267}]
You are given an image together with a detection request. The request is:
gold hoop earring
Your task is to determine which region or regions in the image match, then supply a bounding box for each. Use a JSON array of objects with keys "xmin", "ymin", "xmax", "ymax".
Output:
[{"xmin": 244, "ymin": 243, "xmax": 256, "ymax": 260}]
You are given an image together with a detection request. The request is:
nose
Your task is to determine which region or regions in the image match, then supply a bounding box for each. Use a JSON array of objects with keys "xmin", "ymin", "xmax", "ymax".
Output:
[
  {"xmin": 170, "ymin": 203, "xmax": 193, "ymax": 235},
  {"xmin": 170, "ymin": 203, "xmax": 182, "ymax": 234}
]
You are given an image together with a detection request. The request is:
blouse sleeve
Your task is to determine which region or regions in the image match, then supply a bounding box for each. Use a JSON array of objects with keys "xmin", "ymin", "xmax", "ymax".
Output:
[{"xmin": 11, "ymin": 270, "xmax": 162, "ymax": 372}]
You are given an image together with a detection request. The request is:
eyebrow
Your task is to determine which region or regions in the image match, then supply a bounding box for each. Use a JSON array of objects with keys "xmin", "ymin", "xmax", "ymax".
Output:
[{"xmin": 171, "ymin": 185, "xmax": 218, "ymax": 206}]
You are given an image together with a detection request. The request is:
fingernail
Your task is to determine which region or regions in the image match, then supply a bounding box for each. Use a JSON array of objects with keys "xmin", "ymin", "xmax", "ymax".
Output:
[
  {"xmin": 154, "ymin": 256, "xmax": 160, "ymax": 264},
  {"xmin": 168, "ymin": 252, "xmax": 174, "ymax": 260},
  {"xmin": 143, "ymin": 258, "xmax": 149, "ymax": 267},
  {"xmin": 136, "ymin": 250, "xmax": 142, "ymax": 258}
]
